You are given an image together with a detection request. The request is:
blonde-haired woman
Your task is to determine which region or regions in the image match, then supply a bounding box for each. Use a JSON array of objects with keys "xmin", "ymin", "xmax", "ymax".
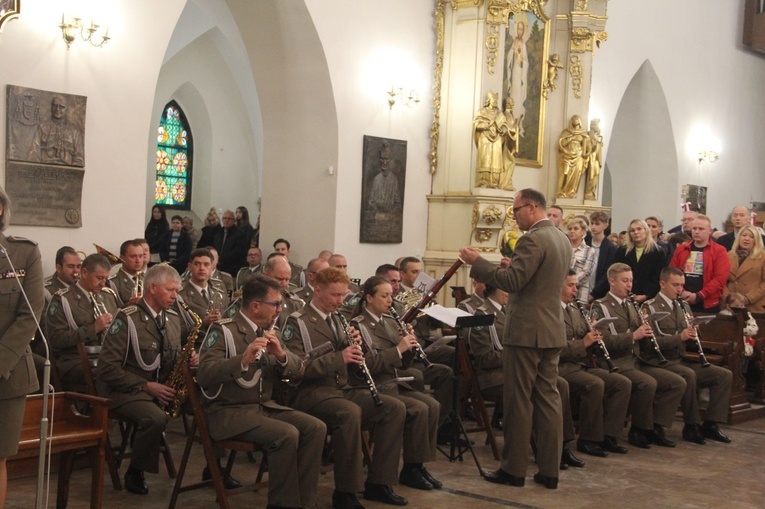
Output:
[
  {"xmin": 724, "ymin": 225, "xmax": 765, "ymax": 313},
  {"xmin": 197, "ymin": 207, "xmax": 222, "ymax": 248},
  {"xmin": 614, "ymin": 219, "xmax": 667, "ymax": 303}
]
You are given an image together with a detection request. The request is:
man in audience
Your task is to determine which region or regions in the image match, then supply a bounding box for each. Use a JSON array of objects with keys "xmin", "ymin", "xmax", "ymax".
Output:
[
  {"xmin": 295, "ymin": 257, "xmax": 329, "ymax": 303},
  {"xmin": 235, "ymin": 246, "xmax": 263, "ymax": 290},
  {"xmin": 668, "ymin": 210, "xmax": 698, "ymax": 235},
  {"xmin": 642, "ymin": 267, "xmax": 732, "ymax": 445},
  {"xmin": 588, "ymin": 211, "xmax": 617, "ymax": 300},
  {"xmin": 546, "ymin": 205, "xmax": 564, "ymax": 229},
  {"xmin": 44, "ymin": 246, "xmax": 81, "ymax": 303},
  {"xmin": 214, "ymin": 210, "xmax": 248, "ymax": 277},
  {"xmin": 717, "ymin": 205, "xmax": 764, "ymax": 251},
  {"xmin": 670, "ymin": 215, "xmax": 730, "ymax": 313},
  {"xmin": 274, "ymin": 238, "xmax": 305, "ymax": 287},
  {"xmin": 109, "ymin": 239, "xmax": 147, "ymax": 306}
]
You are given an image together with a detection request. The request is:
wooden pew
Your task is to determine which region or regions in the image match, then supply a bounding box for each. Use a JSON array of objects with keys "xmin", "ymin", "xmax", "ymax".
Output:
[{"xmin": 9, "ymin": 392, "xmax": 109, "ymax": 509}]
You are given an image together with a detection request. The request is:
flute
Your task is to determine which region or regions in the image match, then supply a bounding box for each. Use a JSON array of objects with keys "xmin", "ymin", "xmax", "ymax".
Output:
[
  {"xmin": 676, "ymin": 298, "xmax": 711, "ymax": 368},
  {"xmin": 388, "ymin": 304, "xmax": 433, "ymax": 368},
  {"xmin": 627, "ymin": 292, "xmax": 668, "ymax": 365},
  {"xmin": 574, "ymin": 298, "xmax": 617, "ymax": 372},
  {"xmin": 254, "ymin": 319, "xmax": 277, "ymax": 364},
  {"xmin": 336, "ymin": 313, "xmax": 383, "ymax": 407}
]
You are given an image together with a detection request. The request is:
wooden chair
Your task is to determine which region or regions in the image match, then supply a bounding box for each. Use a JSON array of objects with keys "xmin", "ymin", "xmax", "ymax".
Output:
[
  {"xmin": 168, "ymin": 362, "xmax": 268, "ymax": 509},
  {"xmin": 455, "ymin": 340, "xmax": 501, "ymax": 460}
]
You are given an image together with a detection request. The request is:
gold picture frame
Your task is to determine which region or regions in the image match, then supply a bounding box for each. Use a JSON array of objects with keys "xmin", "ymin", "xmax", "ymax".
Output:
[{"xmin": 0, "ymin": 0, "xmax": 20, "ymax": 33}]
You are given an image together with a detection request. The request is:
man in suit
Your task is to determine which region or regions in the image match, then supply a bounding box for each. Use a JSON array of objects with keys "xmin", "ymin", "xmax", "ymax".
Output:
[
  {"xmin": 213, "ymin": 210, "xmax": 248, "ymax": 277},
  {"xmin": 282, "ymin": 267, "xmax": 407, "ymax": 508},
  {"xmin": 46, "ymin": 253, "xmax": 119, "ymax": 389},
  {"xmin": 460, "ymin": 188, "xmax": 572, "ymax": 490},
  {"xmin": 197, "ymin": 275, "xmax": 326, "ymax": 509},
  {"xmin": 109, "ymin": 239, "xmax": 146, "ymax": 306},
  {"xmin": 642, "ymin": 267, "xmax": 732, "ymax": 444},
  {"xmin": 590, "ymin": 263, "xmax": 686, "ymax": 449},
  {"xmin": 96, "ymin": 264, "xmax": 192, "ymax": 495},
  {"xmin": 717, "ymin": 205, "xmax": 765, "ymax": 251}
]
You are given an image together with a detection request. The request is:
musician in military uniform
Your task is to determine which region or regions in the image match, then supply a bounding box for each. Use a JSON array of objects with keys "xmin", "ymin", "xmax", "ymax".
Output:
[
  {"xmin": 178, "ymin": 249, "xmax": 227, "ymax": 339},
  {"xmin": 560, "ymin": 270, "xmax": 632, "ymax": 456},
  {"xmin": 457, "ymin": 279, "xmax": 485, "ymax": 314},
  {"xmin": 591, "ymin": 263, "xmax": 686, "ymax": 449},
  {"xmin": 273, "ymin": 238, "xmax": 305, "ymax": 287},
  {"xmin": 108, "ymin": 239, "xmax": 146, "ymax": 306},
  {"xmin": 351, "ymin": 276, "xmax": 443, "ymax": 491},
  {"xmin": 641, "ymin": 267, "xmax": 732, "ymax": 444},
  {"xmin": 294, "ymin": 257, "xmax": 329, "ymax": 304},
  {"xmin": 46, "ymin": 253, "xmax": 119, "ymax": 389},
  {"xmin": 282, "ymin": 267, "xmax": 408, "ymax": 508},
  {"xmin": 208, "ymin": 247, "xmax": 235, "ymax": 299},
  {"xmin": 234, "ymin": 246, "xmax": 263, "ymax": 290},
  {"xmin": 263, "ymin": 255, "xmax": 305, "ymax": 329},
  {"xmin": 96, "ymin": 264, "xmax": 194, "ymax": 495},
  {"xmin": 0, "ymin": 186, "xmax": 43, "ymax": 507},
  {"xmin": 329, "ymin": 254, "xmax": 360, "ymax": 294},
  {"xmin": 43, "ymin": 246, "xmax": 81, "ymax": 303},
  {"xmin": 198, "ymin": 275, "xmax": 326, "ymax": 509}
]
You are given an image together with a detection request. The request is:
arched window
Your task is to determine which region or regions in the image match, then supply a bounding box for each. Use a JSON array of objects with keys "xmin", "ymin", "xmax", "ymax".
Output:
[{"xmin": 155, "ymin": 100, "xmax": 193, "ymax": 209}]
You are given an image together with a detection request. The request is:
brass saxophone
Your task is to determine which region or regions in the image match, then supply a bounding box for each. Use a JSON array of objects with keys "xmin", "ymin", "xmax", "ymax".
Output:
[{"xmin": 161, "ymin": 300, "xmax": 202, "ymax": 418}]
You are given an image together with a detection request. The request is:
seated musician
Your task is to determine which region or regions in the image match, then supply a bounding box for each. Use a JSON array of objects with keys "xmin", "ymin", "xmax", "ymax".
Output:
[
  {"xmin": 208, "ymin": 247, "xmax": 235, "ymax": 300},
  {"xmin": 281, "ymin": 267, "xmax": 408, "ymax": 508},
  {"xmin": 235, "ymin": 246, "xmax": 264, "ymax": 291},
  {"xmin": 641, "ymin": 267, "xmax": 732, "ymax": 444},
  {"xmin": 591, "ymin": 263, "xmax": 686, "ymax": 449},
  {"xmin": 560, "ymin": 270, "xmax": 632, "ymax": 456},
  {"xmin": 197, "ymin": 275, "xmax": 326, "ymax": 509},
  {"xmin": 263, "ymin": 255, "xmax": 305, "ymax": 329},
  {"xmin": 46, "ymin": 253, "xmax": 119, "ymax": 390},
  {"xmin": 351, "ymin": 276, "xmax": 442, "ymax": 491},
  {"xmin": 108, "ymin": 239, "xmax": 147, "ymax": 306},
  {"xmin": 457, "ymin": 279, "xmax": 485, "ymax": 314},
  {"xmin": 43, "ymin": 246, "xmax": 81, "ymax": 304},
  {"xmin": 96, "ymin": 264, "xmax": 196, "ymax": 495},
  {"xmin": 295, "ymin": 257, "xmax": 329, "ymax": 304},
  {"xmin": 178, "ymin": 248, "xmax": 228, "ymax": 338},
  {"xmin": 468, "ymin": 284, "xmax": 583, "ymax": 469}
]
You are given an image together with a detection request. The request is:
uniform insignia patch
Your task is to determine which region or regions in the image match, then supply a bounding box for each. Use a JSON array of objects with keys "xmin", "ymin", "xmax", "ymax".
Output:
[
  {"xmin": 205, "ymin": 330, "xmax": 219, "ymax": 349},
  {"xmin": 109, "ymin": 318, "xmax": 124, "ymax": 335},
  {"xmin": 347, "ymin": 295, "xmax": 361, "ymax": 307},
  {"xmin": 474, "ymin": 325, "xmax": 484, "ymax": 331},
  {"xmin": 282, "ymin": 323, "xmax": 295, "ymax": 342},
  {"xmin": 47, "ymin": 300, "xmax": 60, "ymax": 317}
]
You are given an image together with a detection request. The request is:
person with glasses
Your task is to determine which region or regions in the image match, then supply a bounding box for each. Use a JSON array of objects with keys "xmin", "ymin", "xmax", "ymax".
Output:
[
  {"xmin": 198, "ymin": 275, "xmax": 326, "ymax": 509},
  {"xmin": 235, "ymin": 246, "xmax": 264, "ymax": 291}
]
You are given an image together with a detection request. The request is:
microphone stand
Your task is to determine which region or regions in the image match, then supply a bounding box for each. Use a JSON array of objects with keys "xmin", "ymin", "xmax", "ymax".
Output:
[{"xmin": 0, "ymin": 246, "xmax": 51, "ymax": 509}]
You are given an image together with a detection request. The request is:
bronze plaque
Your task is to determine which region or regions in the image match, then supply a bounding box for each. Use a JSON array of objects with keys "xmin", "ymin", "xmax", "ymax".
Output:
[
  {"xmin": 5, "ymin": 161, "xmax": 84, "ymax": 227},
  {"xmin": 360, "ymin": 135, "xmax": 406, "ymax": 243}
]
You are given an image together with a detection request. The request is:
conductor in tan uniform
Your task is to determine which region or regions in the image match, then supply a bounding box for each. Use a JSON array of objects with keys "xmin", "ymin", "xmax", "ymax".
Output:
[
  {"xmin": 460, "ymin": 188, "xmax": 572, "ymax": 490},
  {"xmin": 0, "ymin": 186, "xmax": 43, "ymax": 507}
]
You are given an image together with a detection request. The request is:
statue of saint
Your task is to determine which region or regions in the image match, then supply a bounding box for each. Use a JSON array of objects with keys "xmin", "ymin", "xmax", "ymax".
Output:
[
  {"xmin": 472, "ymin": 92, "xmax": 504, "ymax": 188},
  {"xmin": 584, "ymin": 118, "xmax": 603, "ymax": 200},
  {"xmin": 498, "ymin": 99, "xmax": 518, "ymax": 191},
  {"xmin": 555, "ymin": 115, "xmax": 591, "ymax": 199}
]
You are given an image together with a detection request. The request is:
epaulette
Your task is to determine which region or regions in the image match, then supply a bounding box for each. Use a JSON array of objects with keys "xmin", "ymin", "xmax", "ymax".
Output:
[
  {"xmin": 108, "ymin": 273, "xmax": 119, "ymax": 280},
  {"xmin": 55, "ymin": 287, "xmax": 70, "ymax": 296},
  {"xmin": 290, "ymin": 310, "xmax": 305, "ymax": 319},
  {"xmin": 101, "ymin": 286, "xmax": 118, "ymax": 298},
  {"xmin": 166, "ymin": 308, "xmax": 178, "ymax": 316},
  {"xmin": 44, "ymin": 278, "xmax": 54, "ymax": 287},
  {"xmin": 6, "ymin": 235, "xmax": 38, "ymax": 246},
  {"xmin": 351, "ymin": 315, "xmax": 365, "ymax": 323},
  {"xmin": 643, "ymin": 298, "xmax": 657, "ymax": 306},
  {"xmin": 121, "ymin": 305, "xmax": 138, "ymax": 315},
  {"xmin": 219, "ymin": 270, "xmax": 233, "ymax": 278},
  {"xmin": 210, "ymin": 276, "xmax": 223, "ymax": 283},
  {"xmin": 216, "ymin": 317, "xmax": 234, "ymax": 324}
]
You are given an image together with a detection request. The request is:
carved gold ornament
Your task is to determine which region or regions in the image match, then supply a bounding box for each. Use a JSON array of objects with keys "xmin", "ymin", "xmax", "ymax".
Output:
[
  {"xmin": 430, "ymin": 0, "xmax": 447, "ymax": 174},
  {"xmin": 475, "ymin": 229, "xmax": 494, "ymax": 243},
  {"xmin": 451, "ymin": 0, "xmax": 482, "ymax": 9},
  {"xmin": 569, "ymin": 55, "xmax": 583, "ymax": 99},
  {"xmin": 482, "ymin": 204, "xmax": 503, "ymax": 225},
  {"xmin": 472, "ymin": 203, "xmax": 480, "ymax": 228}
]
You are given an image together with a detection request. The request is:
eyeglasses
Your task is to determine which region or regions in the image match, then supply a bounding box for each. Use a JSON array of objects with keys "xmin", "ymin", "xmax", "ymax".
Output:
[
  {"xmin": 256, "ymin": 300, "xmax": 283, "ymax": 309},
  {"xmin": 512, "ymin": 203, "xmax": 531, "ymax": 215}
]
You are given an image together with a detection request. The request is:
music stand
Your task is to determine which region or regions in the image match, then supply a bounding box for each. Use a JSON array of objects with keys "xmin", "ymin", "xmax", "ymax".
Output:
[{"xmin": 437, "ymin": 312, "xmax": 495, "ymax": 476}]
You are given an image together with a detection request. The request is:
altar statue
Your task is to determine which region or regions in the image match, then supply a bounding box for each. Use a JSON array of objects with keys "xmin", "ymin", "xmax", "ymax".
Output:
[
  {"xmin": 498, "ymin": 99, "xmax": 518, "ymax": 191},
  {"xmin": 584, "ymin": 118, "xmax": 603, "ymax": 200},
  {"xmin": 473, "ymin": 92, "xmax": 504, "ymax": 188},
  {"xmin": 555, "ymin": 115, "xmax": 591, "ymax": 199}
]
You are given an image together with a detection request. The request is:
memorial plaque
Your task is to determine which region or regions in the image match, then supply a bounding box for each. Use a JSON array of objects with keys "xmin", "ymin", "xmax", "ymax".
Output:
[
  {"xmin": 6, "ymin": 162, "xmax": 84, "ymax": 227},
  {"xmin": 360, "ymin": 135, "xmax": 406, "ymax": 243}
]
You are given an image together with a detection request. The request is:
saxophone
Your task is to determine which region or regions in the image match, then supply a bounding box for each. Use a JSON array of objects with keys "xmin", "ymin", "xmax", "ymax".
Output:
[{"xmin": 161, "ymin": 300, "xmax": 202, "ymax": 418}]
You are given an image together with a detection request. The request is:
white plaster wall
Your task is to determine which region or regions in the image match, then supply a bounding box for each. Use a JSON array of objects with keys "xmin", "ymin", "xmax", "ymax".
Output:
[
  {"xmin": 0, "ymin": 0, "xmax": 186, "ymax": 269},
  {"xmin": 305, "ymin": 0, "xmax": 436, "ymax": 278},
  {"xmin": 591, "ymin": 0, "xmax": 765, "ymax": 231}
]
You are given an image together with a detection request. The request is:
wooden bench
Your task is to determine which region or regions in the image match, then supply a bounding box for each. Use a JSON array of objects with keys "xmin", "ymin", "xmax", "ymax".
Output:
[{"xmin": 10, "ymin": 392, "xmax": 109, "ymax": 509}]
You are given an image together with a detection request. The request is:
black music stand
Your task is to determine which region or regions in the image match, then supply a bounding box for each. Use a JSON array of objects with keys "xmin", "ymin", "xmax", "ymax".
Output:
[{"xmin": 437, "ymin": 312, "xmax": 495, "ymax": 475}]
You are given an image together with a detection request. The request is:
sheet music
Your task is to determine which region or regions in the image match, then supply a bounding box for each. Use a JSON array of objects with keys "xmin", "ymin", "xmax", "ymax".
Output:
[{"xmin": 422, "ymin": 305, "xmax": 471, "ymax": 327}]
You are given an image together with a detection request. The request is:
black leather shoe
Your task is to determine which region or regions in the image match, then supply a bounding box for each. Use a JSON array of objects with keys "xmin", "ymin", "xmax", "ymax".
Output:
[
  {"xmin": 602, "ymin": 435, "xmax": 628, "ymax": 454},
  {"xmin": 364, "ymin": 484, "xmax": 408, "ymax": 506},
  {"xmin": 561, "ymin": 445, "xmax": 586, "ymax": 467},
  {"xmin": 491, "ymin": 407, "xmax": 503, "ymax": 430},
  {"xmin": 650, "ymin": 425, "xmax": 676, "ymax": 448},
  {"xmin": 418, "ymin": 465, "xmax": 442, "ymax": 489},
  {"xmin": 682, "ymin": 424, "xmax": 706, "ymax": 445},
  {"xmin": 628, "ymin": 427, "xmax": 652, "ymax": 449},
  {"xmin": 332, "ymin": 490, "xmax": 365, "ymax": 509},
  {"xmin": 701, "ymin": 421, "xmax": 732, "ymax": 443},
  {"xmin": 124, "ymin": 467, "xmax": 148, "ymax": 495},
  {"xmin": 202, "ymin": 465, "xmax": 242, "ymax": 489},
  {"xmin": 576, "ymin": 439, "xmax": 609, "ymax": 458},
  {"xmin": 559, "ymin": 461, "xmax": 568, "ymax": 471},
  {"xmin": 399, "ymin": 464, "xmax": 433, "ymax": 490},
  {"xmin": 483, "ymin": 469, "xmax": 524, "ymax": 487},
  {"xmin": 533, "ymin": 472, "xmax": 558, "ymax": 489}
]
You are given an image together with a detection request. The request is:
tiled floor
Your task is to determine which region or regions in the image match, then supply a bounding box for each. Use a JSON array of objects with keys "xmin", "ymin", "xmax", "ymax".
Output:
[{"xmin": 7, "ymin": 413, "xmax": 765, "ymax": 508}]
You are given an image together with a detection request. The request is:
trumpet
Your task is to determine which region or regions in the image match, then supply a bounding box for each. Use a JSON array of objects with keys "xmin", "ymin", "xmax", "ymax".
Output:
[
  {"xmin": 90, "ymin": 291, "xmax": 109, "ymax": 340},
  {"xmin": 573, "ymin": 298, "xmax": 617, "ymax": 372},
  {"xmin": 627, "ymin": 292, "xmax": 668, "ymax": 365},
  {"xmin": 388, "ymin": 304, "xmax": 433, "ymax": 368},
  {"xmin": 336, "ymin": 313, "xmax": 382, "ymax": 407},
  {"xmin": 132, "ymin": 271, "xmax": 144, "ymax": 300},
  {"xmin": 676, "ymin": 299, "xmax": 711, "ymax": 368}
]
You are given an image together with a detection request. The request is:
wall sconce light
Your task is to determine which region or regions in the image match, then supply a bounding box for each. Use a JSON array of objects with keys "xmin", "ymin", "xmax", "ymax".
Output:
[
  {"xmin": 59, "ymin": 14, "xmax": 110, "ymax": 49},
  {"xmin": 387, "ymin": 87, "xmax": 420, "ymax": 110},
  {"xmin": 698, "ymin": 150, "xmax": 719, "ymax": 164}
]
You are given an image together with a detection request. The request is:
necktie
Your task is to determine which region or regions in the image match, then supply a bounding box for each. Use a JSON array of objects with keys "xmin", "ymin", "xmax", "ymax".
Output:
[
  {"xmin": 201, "ymin": 288, "xmax": 209, "ymax": 303},
  {"xmin": 326, "ymin": 316, "xmax": 338, "ymax": 341}
]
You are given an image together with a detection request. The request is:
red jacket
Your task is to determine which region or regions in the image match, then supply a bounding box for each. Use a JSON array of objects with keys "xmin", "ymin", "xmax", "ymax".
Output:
[{"xmin": 670, "ymin": 240, "xmax": 731, "ymax": 310}]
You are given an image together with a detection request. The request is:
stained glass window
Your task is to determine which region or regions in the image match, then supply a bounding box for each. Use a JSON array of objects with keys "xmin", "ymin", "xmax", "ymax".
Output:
[{"xmin": 155, "ymin": 101, "xmax": 193, "ymax": 209}]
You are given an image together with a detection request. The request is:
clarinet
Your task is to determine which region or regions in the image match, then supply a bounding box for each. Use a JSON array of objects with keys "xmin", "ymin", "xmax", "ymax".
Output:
[
  {"xmin": 336, "ymin": 313, "xmax": 383, "ymax": 407},
  {"xmin": 253, "ymin": 319, "xmax": 277, "ymax": 364},
  {"xmin": 388, "ymin": 305, "xmax": 433, "ymax": 368},
  {"xmin": 627, "ymin": 292, "xmax": 668, "ymax": 365},
  {"xmin": 676, "ymin": 299, "xmax": 711, "ymax": 368},
  {"xmin": 574, "ymin": 298, "xmax": 617, "ymax": 372}
]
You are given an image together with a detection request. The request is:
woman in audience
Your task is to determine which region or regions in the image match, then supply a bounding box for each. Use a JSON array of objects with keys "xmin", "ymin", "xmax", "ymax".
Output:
[
  {"xmin": 235, "ymin": 206, "xmax": 255, "ymax": 246},
  {"xmin": 144, "ymin": 205, "xmax": 169, "ymax": 263},
  {"xmin": 197, "ymin": 207, "xmax": 221, "ymax": 248},
  {"xmin": 614, "ymin": 218, "xmax": 667, "ymax": 303},
  {"xmin": 723, "ymin": 225, "xmax": 765, "ymax": 313},
  {"xmin": 567, "ymin": 216, "xmax": 596, "ymax": 301},
  {"xmin": 160, "ymin": 215, "xmax": 192, "ymax": 273}
]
